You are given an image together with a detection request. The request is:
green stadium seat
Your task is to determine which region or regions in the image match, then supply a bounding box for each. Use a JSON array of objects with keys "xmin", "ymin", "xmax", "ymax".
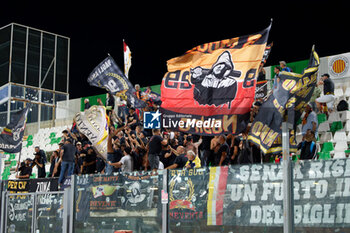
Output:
[
  {"xmin": 330, "ymin": 121, "xmax": 343, "ymax": 133},
  {"xmin": 322, "ymin": 142, "xmax": 334, "ymax": 153},
  {"xmin": 317, "ymin": 114, "xmax": 327, "ymax": 124},
  {"xmin": 292, "ymin": 154, "xmax": 299, "ymax": 161},
  {"xmin": 318, "ymin": 152, "xmax": 331, "ymax": 160}
]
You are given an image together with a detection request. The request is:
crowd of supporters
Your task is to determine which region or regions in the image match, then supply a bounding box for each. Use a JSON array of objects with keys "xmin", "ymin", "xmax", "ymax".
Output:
[{"xmin": 15, "ymin": 68, "xmax": 342, "ymax": 185}]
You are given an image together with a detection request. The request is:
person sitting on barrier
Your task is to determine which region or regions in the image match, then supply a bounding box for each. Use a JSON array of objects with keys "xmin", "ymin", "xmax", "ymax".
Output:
[
  {"xmin": 185, "ymin": 149, "xmax": 201, "ymax": 169},
  {"xmin": 315, "ymin": 73, "xmax": 335, "ymax": 114},
  {"xmin": 15, "ymin": 158, "xmax": 32, "ymax": 179}
]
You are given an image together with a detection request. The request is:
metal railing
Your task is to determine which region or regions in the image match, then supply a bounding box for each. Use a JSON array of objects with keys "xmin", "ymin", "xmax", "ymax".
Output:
[{"xmin": 1, "ymin": 158, "xmax": 350, "ymax": 233}]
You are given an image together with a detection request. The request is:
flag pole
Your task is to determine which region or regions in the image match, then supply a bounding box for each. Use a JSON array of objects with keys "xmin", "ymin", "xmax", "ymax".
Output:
[
  {"xmin": 0, "ymin": 151, "xmax": 3, "ymax": 181},
  {"xmin": 282, "ymin": 121, "xmax": 294, "ymax": 233}
]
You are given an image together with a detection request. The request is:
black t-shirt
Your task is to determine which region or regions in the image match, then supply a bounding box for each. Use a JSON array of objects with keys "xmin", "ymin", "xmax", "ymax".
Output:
[
  {"xmin": 323, "ymin": 78, "xmax": 334, "ymax": 95},
  {"xmin": 159, "ymin": 149, "xmax": 176, "ymax": 168},
  {"xmin": 37, "ymin": 149, "xmax": 47, "ymax": 164},
  {"xmin": 84, "ymin": 151, "xmax": 97, "ymax": 174},
  {"xmin": 174, "ymin": 154, "xmax": 188, "ymax": 169},
  {"xmin": 19, "ymin": 166, "xmax": 32, "ymax": 178},
  {"xmin": 106, "ymin": 96, "xmax": 115, "ymax": 109},
  {"xmin": 216, "ymin": 142, "xmax": 230, "ymax": 166},
  {"xmin": 62, "ymin": 143, "xmax": 77, "ymax": 162},
  {"xmin": 35, "ymin": 157, "xmax": 46, "ymax": 178},
  {"xmin": 127, "ymin": 113, "xmax": 139, "ymax": 130},
  {"xmin": 201, "ymin": 136, "xmax": 213, "ymax": 150},
  {"xmin": 230, "ymin": 137, "xmax": 241, "ymax": 165},
  {"xmin": 96, "ymin": 157, "xmax": 105, "ymax": 173},
  {"xmin": 148, "ymin": 135, "xmax": 163, "ymax": 155},
  {"xmin": 251, "ymin": 143, "xmax": 262, "ymax": 163},
  {"xmin": 84, "ymin": 102, "xmax": 91, "ymax": 110},
  {"xmin": 111, "ymin": 149, "xmax": 123, "ymax": 163}
]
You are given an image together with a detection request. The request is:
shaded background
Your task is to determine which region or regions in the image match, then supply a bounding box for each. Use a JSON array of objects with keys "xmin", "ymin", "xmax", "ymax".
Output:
[{"xmin": 0, "ymin": 1, "xmax": 347, "ymax": 99}]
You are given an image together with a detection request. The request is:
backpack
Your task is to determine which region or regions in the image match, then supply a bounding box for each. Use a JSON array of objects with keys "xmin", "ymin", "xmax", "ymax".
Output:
[
  {"xmin": 337, "ymin": 100, "xmax": 349, "ymax": 111},
  {"xmin": 301, "ymin": 141, "xmax": 317, "ymax": 160}
]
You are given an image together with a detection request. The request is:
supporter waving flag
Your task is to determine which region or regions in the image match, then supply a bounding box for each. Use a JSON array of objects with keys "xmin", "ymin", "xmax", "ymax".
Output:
[
  {"xmin": 160, "ymin": 23, "xmax": 271, "ymax": 135},
  {"xmin": 87, "ymin": 56, "xmax": 146, "ymax": 108},
  {"xmin": 248, "ymin": 48, "xmax": 320, "ymax": 154}
]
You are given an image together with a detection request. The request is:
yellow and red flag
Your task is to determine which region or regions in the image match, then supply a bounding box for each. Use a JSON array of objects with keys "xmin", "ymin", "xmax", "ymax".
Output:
[{"xmin": 161, "ymin": 24, "xmax": 271, "ymax": 135}]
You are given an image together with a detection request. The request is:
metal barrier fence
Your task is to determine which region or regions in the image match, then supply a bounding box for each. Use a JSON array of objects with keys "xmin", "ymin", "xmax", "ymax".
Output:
[{"xmin": 1, "ymin": 158, "xmax": 350, "ymax": 233}]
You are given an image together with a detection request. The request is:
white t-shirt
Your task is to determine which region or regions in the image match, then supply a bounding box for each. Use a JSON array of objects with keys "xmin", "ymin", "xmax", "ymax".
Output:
[
  {"xmin": 120, "ymin": 154, "xmax": 133, "ymax": 172},
  {"xmin": 158, "ymin": 161, "xmax": 164, "ymax": 170}
]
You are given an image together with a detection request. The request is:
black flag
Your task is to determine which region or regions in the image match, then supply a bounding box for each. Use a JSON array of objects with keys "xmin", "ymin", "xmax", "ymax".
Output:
[
  {"xmin": 87, "ymin": 56, "xmax": 146, "ymax": 108},
  {"xmin": 0, "ymin": 105, "xmax": 29, "ymax": 153},
  {"xmin": 248, "ymin": 48, "xmax": 320, "ymax": 154}
]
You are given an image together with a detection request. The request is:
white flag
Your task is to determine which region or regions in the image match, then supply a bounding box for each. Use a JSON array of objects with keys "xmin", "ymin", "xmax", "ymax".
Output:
[
  {"xmin": 123, "ymin": 40, "xmax": 132, "ymax": 78},
  {"xmin": 74, "ymin": 106, "xmax": 109, "ymax": 160}
]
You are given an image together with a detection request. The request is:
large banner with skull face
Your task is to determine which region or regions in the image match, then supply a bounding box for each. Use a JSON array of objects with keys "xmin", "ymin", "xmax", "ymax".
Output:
[{"xmin": 160, "ymin": 25, "xmax": 271, "ymax": 135}]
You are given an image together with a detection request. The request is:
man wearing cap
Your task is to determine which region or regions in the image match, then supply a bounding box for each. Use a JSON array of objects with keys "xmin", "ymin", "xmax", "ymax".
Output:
[
  {"xmin": 279, "ymin": 61, "xmax": 292, "ymax": 72},
  {"xmin": 316, "ymin": 73, "xmax": 335, "ymax": 113},
  {"xmin": 33, "ymin": 151, "xmax": 46, "ymax": 178},
  {"xmin": 15, "ymin": 158, "xmax": 32, "ymax": 179},
  {"xmin": 34, "ymin": 146, "xmax": 47, "ymax": 165},
  {"xmin": 58, "ymin": 138, "xmax": 77, "ymax": 185}
]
